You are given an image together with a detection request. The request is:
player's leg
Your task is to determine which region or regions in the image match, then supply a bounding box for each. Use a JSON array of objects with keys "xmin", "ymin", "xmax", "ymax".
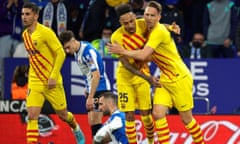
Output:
[
  {"xmin": 175, "ymin": 75, "xmax": 205, "ymax": 144},
  {"xmin": 88, "ymin": 110, "xmax": 103, "ymax": 137},
  {"xmin": 140, "ymin": 110, "xmax": 154, "ymax": 144},
  {"xmin": 56, "ymin": 109, "xmax": 85, "ymax": 144},
  {"xmin": 136, "ymin": 82, "xmax": 154, "ymax": 144},
  {"xmin": 125, "ymin": 111, "xmax": 137, "ymax": 144},
  {"xmin": 87, "ymin": 90, "xmax": 109, "ymax": 137},
  {"xmin": 46, "ymin": 85, "xmax": 85, "ymax": 144},
  {"xmin": 26, "ymin": 89, "xmax": 45, "ymax": 144},
  {"xmin": 179, "ymin": 110, "xmax": 205, "ymax": 144},
  {"xmin": 118, "ymin": 84, "xmax": 137, "ymax": 144},
  {"xmin": 152, "ymin": 87, "xmax": 172, "ymax": 144}
]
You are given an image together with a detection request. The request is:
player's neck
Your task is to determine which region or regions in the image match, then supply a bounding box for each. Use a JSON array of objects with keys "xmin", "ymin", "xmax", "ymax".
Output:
[
  {"xmin": 75, "ymin": 40, "xmax": 81, "ymax": 52},
  {"xmin": 27, "ymin": 22, "xmax": 37, "ymax": 34},
  {"xmin": 110, "ymin": 107, "xmax": 118, "ymax": 114}
]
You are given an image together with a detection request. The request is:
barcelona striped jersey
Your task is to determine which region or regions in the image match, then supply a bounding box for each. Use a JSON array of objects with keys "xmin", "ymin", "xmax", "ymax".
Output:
[
  {"xmin": 111, "ymin": 18, "xmax": 150, "ymax": 85},
  {"xmin": 22, "ymin": 23, "xmax": 65, "ymax": 89}
]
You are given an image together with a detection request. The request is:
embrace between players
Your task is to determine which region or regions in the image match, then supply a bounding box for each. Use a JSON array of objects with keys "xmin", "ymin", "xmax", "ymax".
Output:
[{"xmin": 22, "ymin": 1, "xmax": 205, "ymax": 144}]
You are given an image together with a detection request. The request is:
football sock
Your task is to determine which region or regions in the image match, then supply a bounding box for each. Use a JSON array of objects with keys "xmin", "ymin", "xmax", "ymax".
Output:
[
  {"xmin": 125, "ymin": 120, "xmax": 137, "ymax": 144},
  {"xmin": 185, "ymin": 118, "xmax": 205, "ymax": 144},
  {"xmin": 141, "ymin": 115, "xmax": 155, "ymax": 143},
  {"xmin": 27, "ymin": 119, "xmax": 39, "ymax": 144},
  {"xmin": 65, "ymin": 112, "xmax": 77, "ymax": 130},
  {"xmin": 155, "ymin": 117, "xmax": 170, "ymax": 144}
]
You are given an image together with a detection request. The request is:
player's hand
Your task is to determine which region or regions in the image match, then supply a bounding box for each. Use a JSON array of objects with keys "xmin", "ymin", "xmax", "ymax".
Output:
[
  {"xmin": 86, "ymin": 97, "xmax": 94, "ymax": 111},
  {"xmin": 170, "ymin": 22, "xmax": 181, "ymax": 35},
  {"xmin": 84, "ymin": 89, "xmax": 88, "ymax": 98},
  {"xmin": 107, "ymin": 42, "xmax": 125, "ymax": 55},
  {"xmin": 48, "ymin": 78, "xmax": 56, "ymax": 89},
  {"xmin": 148, "ymin": 76, "xmax": 161, "ymax": 88}
]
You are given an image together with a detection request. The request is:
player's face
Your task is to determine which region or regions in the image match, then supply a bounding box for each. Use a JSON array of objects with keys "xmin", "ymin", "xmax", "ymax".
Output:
[
  {"xmin": 98, "ymin": 97, "xmax": 110, "ymax": 116},
  {"xmin": 21, "ymin": 8, "xmax": 38, "ymax": 28},
  {"xmin": 144, "ymin": 7, "xmax": 161, "ymax": 31},
  {"xmin": 63, "ymin": 38, "xmax": 75, "ymax": 55},
  {"xmin": 119, "ymin": 12, "xmax": 136, "ymax": 34}
]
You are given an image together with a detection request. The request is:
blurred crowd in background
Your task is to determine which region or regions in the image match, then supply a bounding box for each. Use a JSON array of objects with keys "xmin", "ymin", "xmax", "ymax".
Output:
[{"xmin": 1, "ymin": 0, "xmax": 240, "ymax": 99}]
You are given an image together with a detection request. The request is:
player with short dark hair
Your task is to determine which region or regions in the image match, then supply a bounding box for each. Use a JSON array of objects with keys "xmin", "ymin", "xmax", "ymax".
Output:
[
  {"xmin": 21, "ymin": 2, "xmax": 84, "ymax": 144},
  {"xmin": 94, "ymin": 92, "xmax": 128, "ymax": 144},
  {"xmin": 59, "ymin": 30, "xmax": 111, "ymax": 138}
]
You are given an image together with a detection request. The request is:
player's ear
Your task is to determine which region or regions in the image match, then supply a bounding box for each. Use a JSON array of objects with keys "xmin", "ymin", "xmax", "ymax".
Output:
[
  {"xmin": 119, "ymin": 18, "xmax": 123, "ymax": 26},
  {"xmin": 158, "ymin": 15, "xmax": 161, "ymax": 21},
  {"xmin": 34, "ymin": 13, "xmax": 39, "ymax": 21}
]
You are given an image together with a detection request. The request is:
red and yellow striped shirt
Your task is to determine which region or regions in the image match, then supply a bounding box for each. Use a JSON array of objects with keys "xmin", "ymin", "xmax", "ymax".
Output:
[
  {"xmin": 111, "ymin": 19, "xmax": 150, "ymax": 84},
  {"xmin": 22, "ymin": 23, "xmax": 65, "ymax": 89},
  {"xmin": 145, "ymin": 23, "xmax": 191, "ymax": 82}
]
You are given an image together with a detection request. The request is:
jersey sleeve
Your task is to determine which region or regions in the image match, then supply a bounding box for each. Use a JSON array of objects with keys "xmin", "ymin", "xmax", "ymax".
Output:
[
  {"xmin": 110, "ymin": 29, "xmax": 123, "ymax": 58},
  {"xmin": 43, "ymin": 28, "xmax": 63, "ymax": 52},
  {"xmin": 145, "ymin": 24, "xmax": 168, "ymax": 50},
  {"xmin": 43, "ymin": 28, "xmax": 66, "ymax": 79},
  {"xmin": 108, "ymin": 116, "xmax": 123, "ymax": 131},
  {"xmin": 82, "ymin": 48, "xmax": 99, "ymax": 72}
]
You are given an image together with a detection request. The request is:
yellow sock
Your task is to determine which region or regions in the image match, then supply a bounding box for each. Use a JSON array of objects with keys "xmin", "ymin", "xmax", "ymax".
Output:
[
  {"xmin": 125, "ymin": 120, "xmax": 137, "ymax": 144},
  {"xmin": 65, "ymin": 112, "xmax": 78, "ymax": 130},
  {"xmin": 27, "ymin": 120, "xmax": 39, "ymax": 143},
  {"xmin": 155, "ymin": 117, "xmax": 170, "ymax": 144},
  {"xmin": 185, "ymin": 118, "xmax": 205, "ymax": 144},
  {"xmin": 141, "ymin": 115, "xmax": 154, "ymax": 143}
]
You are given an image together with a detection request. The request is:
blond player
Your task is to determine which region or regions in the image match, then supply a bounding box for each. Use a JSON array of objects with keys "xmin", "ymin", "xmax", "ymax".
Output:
[{"xmin": 21, "ymin": 2, "xmax": 84, "ymax": 144}]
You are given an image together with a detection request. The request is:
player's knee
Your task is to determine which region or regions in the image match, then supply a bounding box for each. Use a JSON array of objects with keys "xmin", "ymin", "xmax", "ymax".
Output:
[
  {"xmin": 139, "ymin": 109, "xmax": 151, "ymax": 116},
  {"xmin": 152, "ymin": 110, "xmax": 165, "ymax": 120},
  {"xmin": 88, "ymin": 112, "xmax": 102, "ymax": 125},
  {"xmin": 27, "ymin": 108, "xmax": 41, "ymax": 120},
  {"xmin": 125, "ymin": 111, "xmax": 135, "ymax": 121},
  {"xmin": 27, "ymin": 113, "xmax": 38, "ymax": 120}
]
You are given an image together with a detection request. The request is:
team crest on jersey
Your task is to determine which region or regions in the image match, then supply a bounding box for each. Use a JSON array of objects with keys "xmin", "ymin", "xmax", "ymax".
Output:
[
  {"xmin": 33, "ymin": 40, "xmax": 37, "ymax": 46},
  {"xmin": 121, "ymin": 103, "xmax": 126, "ymax": 109}
]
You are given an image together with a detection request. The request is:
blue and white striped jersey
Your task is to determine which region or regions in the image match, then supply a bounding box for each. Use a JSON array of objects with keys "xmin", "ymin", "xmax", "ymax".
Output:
[
  {"xmin": 107, "ymin": 110, "xmax": 128, "ymax": 144},
  {"xmin": 74, "ymin": 41, "xmax": 111, "ymax": 93},
  {"xmin": 95, "ymin": 110, "xmax": 128, "ymax": 144}
]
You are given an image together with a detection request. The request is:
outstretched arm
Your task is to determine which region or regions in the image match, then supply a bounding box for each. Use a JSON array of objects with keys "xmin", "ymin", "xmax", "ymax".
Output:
[{"xmin": 107, "ymin": 42, "xmax": 154, "ymax": 61}]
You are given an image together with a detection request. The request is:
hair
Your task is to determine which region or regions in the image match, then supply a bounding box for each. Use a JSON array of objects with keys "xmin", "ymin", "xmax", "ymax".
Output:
[
  {"xmin": 146, "ymin": 1, "xmax": 162, "ymax": 14},
  {"xmin": 12, "ymin": 65, "xmax": 29, "ymax": 87},
  {"xmin": 131, "ymin": 0, "xmax": 144, "ymax": 9},
  {"xmin": 115, "ymin": 3, "xmax": 133, "ymax": 17},
  {"xmin": 23, "ymin": 2, "xmax": 40, "ymax": 14},
  {"xmin": 59, "ymin": 30, "xmax": 75, "ymax": 44},
  {"xmin": 100, "ymin": 92, "xmax": 117, "ymax": 105}
]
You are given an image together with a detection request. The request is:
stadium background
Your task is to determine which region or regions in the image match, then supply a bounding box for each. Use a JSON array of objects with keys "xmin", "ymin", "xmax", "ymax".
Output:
[{"xmin": 0, "ymin": 57, "xmax": 240, "ymax": 143}]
